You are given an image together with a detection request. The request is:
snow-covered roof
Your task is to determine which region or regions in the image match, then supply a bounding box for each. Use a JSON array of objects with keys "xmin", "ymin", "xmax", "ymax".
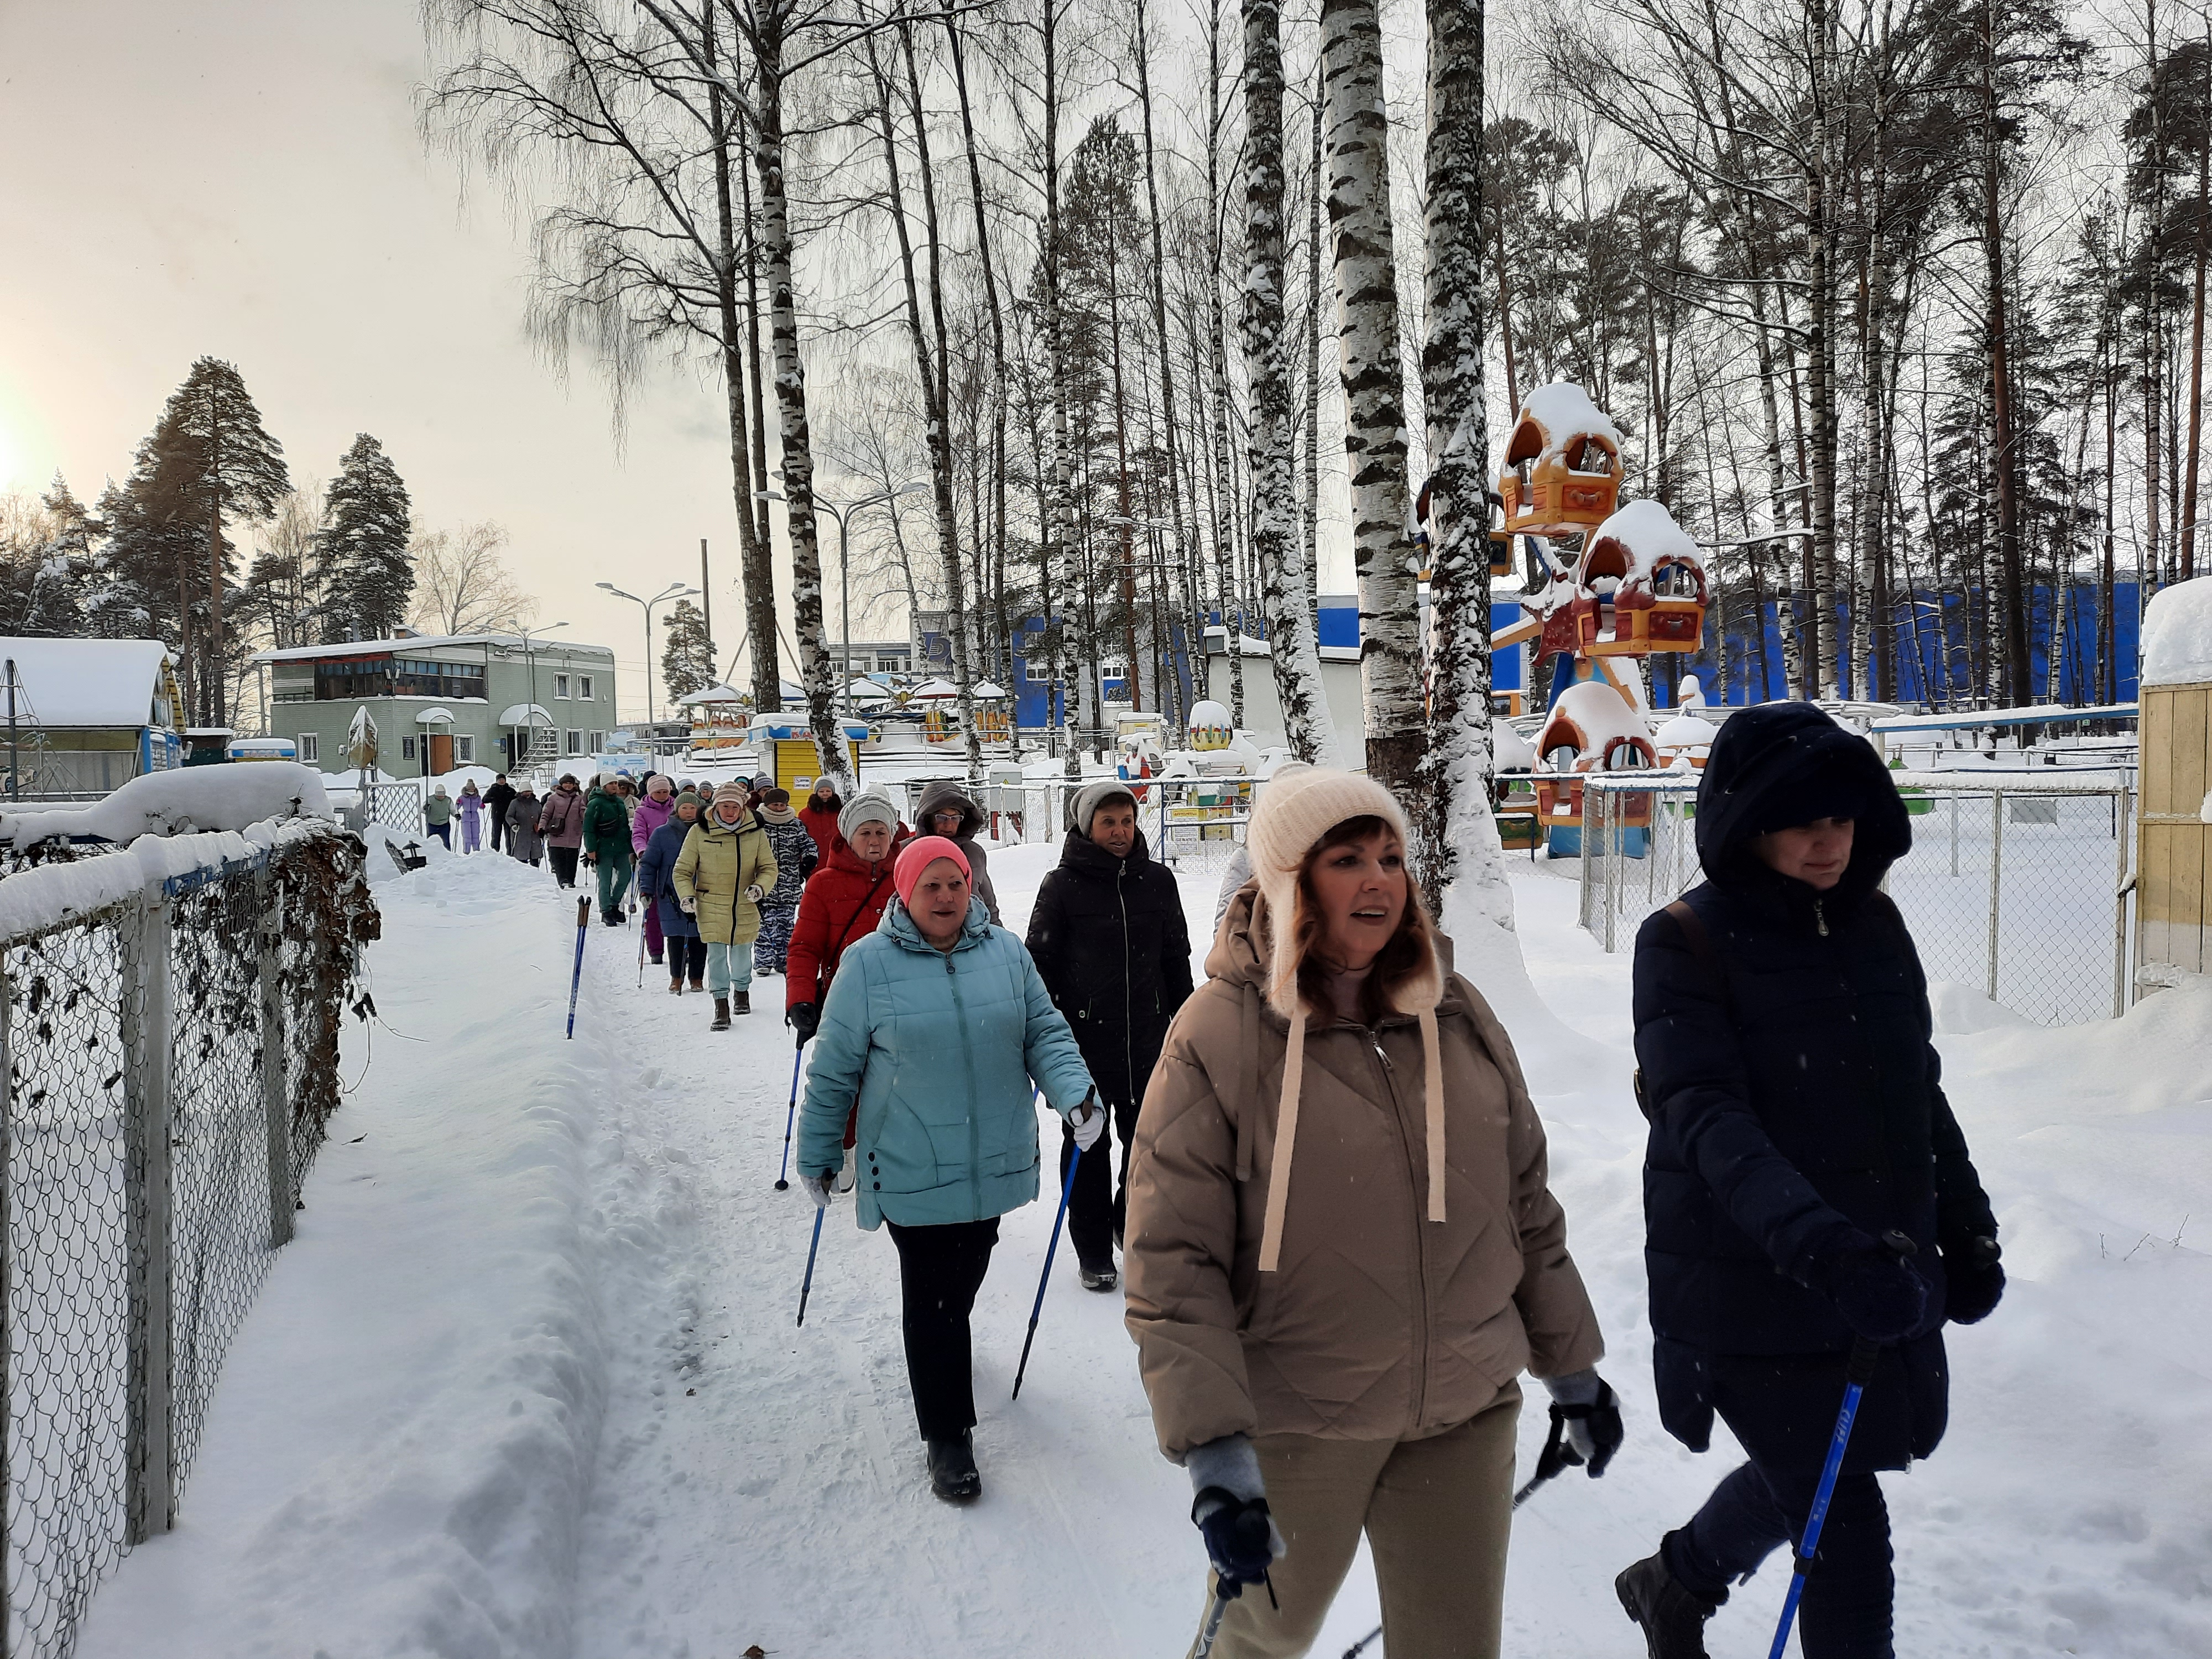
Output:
[
  {"xmin": 1536, "ymin": 681, "xmax": 1652, "ymax": 769},
  {"xmin": 1509, "ymin": 383, "xmax": 1623, "ymax": 466},
  {"xmin": 251, "ymin": 633, "xmax": 613, "ymax": 664},
  {"xmin": 1582, "ymin": 500, "xmax": 1707, "ymax": 586},
  {"xmin": 909, "ymin": 678, "xmax": 959, "ymax": 699},
  {"xmin": 679, "ymin": 684, "xmax": 747, "ymax": 706},
  {"xmin": 1493, "ymin": 718, "xmax": 1538, "ymax": 771},
  {"xmin": 2141, "ymin": 577, "xmax": 2212, "ymax": 687},
  {"xmin": 0, "ymin": 761, "xmax": 330, "ymax": 848},
  {"xmin": 1654, "ymin": 712, "xmax": 1717, "ymax": 750},
  {"xmin": 414, "ymin": 707, "xmax": 457, "ymax": 724},
  {"xmin": 0, "ymin": 637, "xmax": 171, "ymax": 728},
  {"xmin": 497, "ymin": 703, "xmax": 554, "ymax": 726},
  {"xmin": 971, "ymin": 680, "xmax": 1009, "ymax": 700}
]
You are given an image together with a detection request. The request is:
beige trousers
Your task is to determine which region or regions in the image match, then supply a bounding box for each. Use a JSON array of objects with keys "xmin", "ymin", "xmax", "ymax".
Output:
[{"xmin": 1187, "ymin": 1385, "xmax": 1521, "ymax": 1659}]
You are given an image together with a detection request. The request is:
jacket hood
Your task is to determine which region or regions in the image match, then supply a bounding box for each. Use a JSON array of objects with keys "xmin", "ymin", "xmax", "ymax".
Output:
[
  {"xmin": 915, "ymin": 781, "xmax": 985, "ymax": 841},
  {"xmin": 880, "ymin": 892, "xmax": 994, "ymax": 953},
  {"xmin": 1056, "ymin": 823, "xmax": 1152, "ymax": 877},
  {"xmin": 1207, "ymin": 884, "xmax": 1451, "ymax": 1023},
  {"xmin": 1694, "ymin": 703, "xmax": 1911, "ymax": 902}
]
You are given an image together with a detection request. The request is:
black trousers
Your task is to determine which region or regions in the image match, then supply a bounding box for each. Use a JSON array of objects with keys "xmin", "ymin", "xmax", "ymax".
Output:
[
  {"xmin": 885, "ymin": 1217, "xmax": 1000, "ymax": 1443},
  {"xmin": 1059, "ymin": 1097, "xmax": 1138, "ymax": 1271},
  {"xmin": 547, "ymin": 845, "xmax": 580, "ymax": 887},
  {"xmin": 489, "ymin": 813, "xmax": 507, "ymax": 852},
  {"xmin": 666, "ymin": 937, "xmax": 706, "ymax": 984}
]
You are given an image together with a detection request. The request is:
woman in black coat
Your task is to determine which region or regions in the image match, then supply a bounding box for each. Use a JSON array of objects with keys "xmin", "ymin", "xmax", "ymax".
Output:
[{"xmin": 1620, "ymin": 702, "xmax": 2004, "ymax": 1659}]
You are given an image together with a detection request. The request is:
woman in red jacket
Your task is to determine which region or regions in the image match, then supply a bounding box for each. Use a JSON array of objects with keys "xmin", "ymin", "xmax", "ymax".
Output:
[
  {"xmin": 785, "ymin": 790, "xmax": 909, "ymax": 1041},
  {"xmin": 797, "ymin": 776, "xmax": 844, "ymax": 863}
]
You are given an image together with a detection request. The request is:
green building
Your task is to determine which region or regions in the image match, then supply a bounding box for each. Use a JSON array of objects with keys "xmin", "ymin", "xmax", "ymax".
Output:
[{"xmin": 251, "ymin": 632, "xmax": 617, "ymax": 776}]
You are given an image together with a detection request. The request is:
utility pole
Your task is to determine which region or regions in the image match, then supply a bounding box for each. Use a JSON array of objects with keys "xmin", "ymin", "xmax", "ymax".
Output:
[{"xmin": 701, "ymin": 539, "xmax": 713, "ymax": 650}]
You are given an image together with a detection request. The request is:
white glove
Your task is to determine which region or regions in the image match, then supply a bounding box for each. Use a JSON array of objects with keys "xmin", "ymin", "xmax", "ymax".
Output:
[
  {"xmin": 1070, "ymin": 1093, "xmax": 1106, "ymax": 1152},
  {"xmin": 805, "ymin": 1172, "xmax": 836, "ymax": 1209},
  {"xmin": 745, "ymin": 884, "xmax": 766, "ymax": 902},
  {"xmin": 679, "ymin": 897, "xmax": 697, "ymax": 915}
]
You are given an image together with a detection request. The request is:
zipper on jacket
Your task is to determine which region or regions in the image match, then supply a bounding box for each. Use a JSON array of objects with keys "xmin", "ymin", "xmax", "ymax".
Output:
[
  {"xmin": 941, "ymin": 948, "xmax": 983, "ymax": 1215},
  {"xmin": 1360, "ymin": 1029, "xmax": 1430, "ymax": 1426},
  {"xmin": 1815, "ymin": 898, "xmax": 1829, "ymax": 937}
]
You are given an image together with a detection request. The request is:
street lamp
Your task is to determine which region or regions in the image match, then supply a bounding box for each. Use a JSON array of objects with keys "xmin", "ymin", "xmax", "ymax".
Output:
[
  {"xmin": 500, "ymin": 620, "xmax": 566, "ymax": 773},
  {"xmin": 596, "ymin": 580, "xmax": 699, "ymax": 726},
  {"xmin": 755, "ymin": 482, "xmax": 928, "ymax": 695}
]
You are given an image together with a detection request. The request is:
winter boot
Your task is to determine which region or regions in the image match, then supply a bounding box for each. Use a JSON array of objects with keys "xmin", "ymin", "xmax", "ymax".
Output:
[
  {"xmin": 688, "ymin": 975, "xmax": 705, "ymax": 994},
  {"xmin": 731, "ymin": 989, "xmax": 751, "ymax": 1016},
  {"xmin": 1079, "ymin": 1262, "xmax": 1119, "ymax": 1293},
  {"xmin": 669, "ymin": 979, "xmax": 684, "ymax": 996},
  {"xmin": 926, "ymin": 1433, "xmax": 982, "ymax": 1504},
  {"xmin": 650, "ymin": 953, "xmax": 665, "ymax": 966},
  {"xmin": 1615, "ymin": 1550, "xmax": 1720, "ymax": 1659},
  {"xmin": 711, "ymin": 995, "xmax": 731, "ymax": 1032}
]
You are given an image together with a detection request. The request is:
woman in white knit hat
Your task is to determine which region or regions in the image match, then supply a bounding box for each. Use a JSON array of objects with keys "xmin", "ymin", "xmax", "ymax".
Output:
[{"xmin": 1123, "ymin": 767, "xmax": 1617, "ymax": 1659}]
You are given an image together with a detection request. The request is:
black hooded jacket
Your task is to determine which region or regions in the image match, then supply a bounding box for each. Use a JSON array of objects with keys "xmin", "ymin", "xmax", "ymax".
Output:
[
  {"xmin": 1024, "ymin": 826, "xmax": 1194, "ymax": 1107},
  {"xmin": 1632, "ymin": 702, "xmax": 1997, "ymax": 1371}
]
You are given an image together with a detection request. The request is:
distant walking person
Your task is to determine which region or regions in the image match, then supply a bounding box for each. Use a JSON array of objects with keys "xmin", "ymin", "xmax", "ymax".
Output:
[
  {"xmin": 424, "ymin": 784, "xmax": 453, "ymax": 848},
  {"xmin": 796, "ymin": 836, "xmax": 1099, "ymax": 1504},
  {"xmin": 504, "ymin": 781, "xmax": 543, "ymax": 866},
  {"xmin": 913, "ymin": 780, "xmax": 1001, "ymax": 924},
  {"xmin": 637, "ymin": 790, "xmax": 708, "ymax": 994},
  {"xmin": 583, "ymin": 776, "xmax": 636, "ymax": 926},
  {"xmin": 672, "ymin": 782, "xmax": 777, "ymax": 1030},
  {"xmin": 784, "ymin": 790, "xmax": 908, "ymax": 1044},
  {"xmin": 631, "ymin": 775, "xmax": 678, "ymax": 965},
  {"xmin": 1619, "ymin": 702, "xmax": 2004, "ymax": 1659},
  {"xmin": 751, "ymin": 787, "xmax": 817, "ymax": 975},
  {"xmin": 799, "ymin": 776, "xmax": 844, "ymax": 862},
  {"xmin": 1025, "ymin": 779, "xmax": 1193, "ymax": 1291},
  {"xmin": 538, "ymin": 774, "xmax": 586, "ymax": 889},
  {"xmin": 457, "ymin": 779, "xmax": 485, "ymax": 853},
  {"xmin": 484, "ymin": 773, "xmax": 516, "ymax": 854}
]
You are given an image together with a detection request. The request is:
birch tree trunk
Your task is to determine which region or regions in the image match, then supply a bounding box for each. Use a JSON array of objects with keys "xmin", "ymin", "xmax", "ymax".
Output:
[
  {"xmin": 1321, "ymin": 0, "xmax": 1422, "ymax": 797},
  {"xmin": 1207, "ymin": 0, "xmax": 1245, "ymax": 726},
  {"xmin": 1243, "ymin": 0, "xmax": 1338, "ymax": 765},
  {"xmin": 1042, "ymin": 0, "xmax": 1087, "ymax": 777}
]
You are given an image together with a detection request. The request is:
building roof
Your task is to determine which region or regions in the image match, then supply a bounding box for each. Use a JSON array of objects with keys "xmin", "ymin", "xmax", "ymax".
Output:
[
  {"xmin": 0, "ymin": 637, "xmax": 173, "ymax": 728},
  {"xmin": 251, "ymin": 633, "xmax": 614, "ymax": 665}
]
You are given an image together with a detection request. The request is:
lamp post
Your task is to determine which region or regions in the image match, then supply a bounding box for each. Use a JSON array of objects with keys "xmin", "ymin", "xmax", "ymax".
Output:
[
  {"xmin": 505, "ymin": 620, "xmax": 567, "ymax": 773},
  {"xmin": 757, "ymin": 483, "xmax": 928, "ymax": 697},
  {"xmin": 596, "ymin": 580, "xmax": 699, "ymax": 727}
]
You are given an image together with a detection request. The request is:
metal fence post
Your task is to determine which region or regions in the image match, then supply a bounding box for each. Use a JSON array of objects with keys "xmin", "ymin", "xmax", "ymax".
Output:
[
  {"xmin": 119, "ymin": 889, "xmax": 175, "ymax": 1542},
  {"xmin": 1986, "ymin": 791, "xmax": 2004, "ymax": 1004},
  {"xmin": 2113, "ymin": 785, "xmax": 2133, "ymax": 1020},
  {"xmin": 256, "ymin": 868, "xmax": 293, "ymax": 1249}
]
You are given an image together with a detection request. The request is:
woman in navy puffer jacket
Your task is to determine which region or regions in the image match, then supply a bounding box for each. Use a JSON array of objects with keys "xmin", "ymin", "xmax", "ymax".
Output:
[{"xmin": 1619, "ymin": 702, "xmax": 2003, "ymax": 1659}]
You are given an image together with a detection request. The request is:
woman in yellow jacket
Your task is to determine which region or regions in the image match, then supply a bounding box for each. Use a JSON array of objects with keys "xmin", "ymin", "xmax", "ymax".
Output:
[{"xmin": 674, "ymin": 781, "xmax": 778, "ymax": 1029}]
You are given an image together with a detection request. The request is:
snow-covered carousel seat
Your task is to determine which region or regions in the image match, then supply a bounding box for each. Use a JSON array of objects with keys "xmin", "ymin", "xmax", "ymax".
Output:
[
  {"xmin": 1530, "ymin": 679, "xmax": 1659, "ymax": 828},
  {"xmin": 1569, "ymin": 499, "xmax": 1709, "ymax": 656},
  {"xmin": 1496, "ymin": 383, "xmax": 1623, "ymax": 539}
]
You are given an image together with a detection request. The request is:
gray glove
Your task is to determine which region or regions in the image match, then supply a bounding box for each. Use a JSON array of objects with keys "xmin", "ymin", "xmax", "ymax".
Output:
[
  {"xmin": 1185, "ymin": 1433, "xmax": 1286, "ymax": 1585},
  {"xmin": 804, "ymin": 1172, "xmax": 835, "ymax": 1210}
]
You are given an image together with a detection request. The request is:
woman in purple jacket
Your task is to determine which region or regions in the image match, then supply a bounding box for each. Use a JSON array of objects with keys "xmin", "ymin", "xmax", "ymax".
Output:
[{"xmin": 631, "ymin": 775, "xmax": 679, "ymax": 965}]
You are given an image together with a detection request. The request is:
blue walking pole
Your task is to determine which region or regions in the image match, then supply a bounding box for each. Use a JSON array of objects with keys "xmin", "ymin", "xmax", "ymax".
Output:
[
  {"xmin": 564, "ymin": 896, "xmax": 590, "ymax": 1038},
  {"xmin": 796, "ymin": 1206, "xmax": 826, "ymax": 1327},
  {"xmin": 1769, "ymin": 1233, "xmax": 1914, "ymax": 1659},
  {"xmin": 774, "ymin": 1042, "xmax": 804, "ymax": 1191},
  {"xmin": 1011, "ymin": 1135, "xmax": 1084, "ymax": 1400}
]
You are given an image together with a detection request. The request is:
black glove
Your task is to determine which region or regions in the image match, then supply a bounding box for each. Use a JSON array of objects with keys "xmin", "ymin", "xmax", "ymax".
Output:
[
  {"xmin": 1541, "ymin": 1371, "xmax": 1624, "ymax": 1477},
  {"xmin": 786, "ymin": 1002, "xmax": 819, "ymax": 1042},
  {"xmin": 1192, "ymin": 1489, "xmax": 1277, "ymax": 1589},
  {"xmin": 1816, "ymin": 1229, "xmax": 1931, "ymax": 1344},
  {"xmin": 1942, "ymin": 1235, "xmax": 2005, "ymax": 1326}
]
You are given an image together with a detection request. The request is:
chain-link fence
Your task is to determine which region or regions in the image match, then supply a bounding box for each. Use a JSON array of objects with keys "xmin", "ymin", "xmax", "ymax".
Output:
[
  {"xmin": 1579, "ymin": 771, "xmax": 2135, "ymax": 1025},
  {"xmin": 2, "ymin": 822, "xmax": 379, "ymax": 1658}
]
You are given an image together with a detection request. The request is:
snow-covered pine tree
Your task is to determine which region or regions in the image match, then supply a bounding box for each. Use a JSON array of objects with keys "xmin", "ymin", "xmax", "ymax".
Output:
[
  {"xmin": 660, "ymin": 598, "xmax": 717, "ymax": 703},
  {"xmin": 317, "ymin": 434, "xmax": 413, "ymax": 644},
  {"xmin": 1321, "ymin": 0, "xmax": 1423, "ymax": 801},
  {"xmin": 1242, "ymin": 0, "xmax": 1339, "ymax": 765}
]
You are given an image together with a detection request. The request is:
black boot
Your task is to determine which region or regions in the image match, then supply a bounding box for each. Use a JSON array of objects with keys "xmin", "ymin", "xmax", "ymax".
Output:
[
  {"xmin": 926, "ymin": 1433, "xmax": 981, "ymax": 1504},
  {"xmin": 1616, "ymin": 1550, "xmax": 1720, "ymax": 1659},
  {"xmin": 731, "ymin": 989, "xmax": 751, "ymax": 1015},
  {"xmin": 712, "ymin": 995, "xmax": 731, "ymax": 1031},
  {"xmin": 1079, "ymin": 1262, "xmax": 1119, "ymax": 1292}
]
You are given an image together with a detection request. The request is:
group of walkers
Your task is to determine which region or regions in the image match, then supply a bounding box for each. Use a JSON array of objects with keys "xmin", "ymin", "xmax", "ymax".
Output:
[{"xmin": 743, "ymin": 702, "xmax": 2003, "ymax": 1659}]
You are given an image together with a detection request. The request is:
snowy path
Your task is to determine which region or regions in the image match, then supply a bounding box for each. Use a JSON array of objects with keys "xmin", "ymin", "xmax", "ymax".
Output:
[{"xmin": 71, "ymin": 840, "xmax": 2212, "ymax": 1658}]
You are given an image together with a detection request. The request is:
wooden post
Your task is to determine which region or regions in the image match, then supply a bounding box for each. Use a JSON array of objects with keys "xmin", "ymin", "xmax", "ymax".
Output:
[
  {"xmin": 120, "ymin": 891, "xmax": 175, "ymax": 1542},
  {"xmin": 257, "ymin": 868, "xmax": 293, "ymax": 1249}
]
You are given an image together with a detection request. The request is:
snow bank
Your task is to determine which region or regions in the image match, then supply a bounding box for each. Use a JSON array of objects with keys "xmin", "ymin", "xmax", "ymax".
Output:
[
  {"xmin": 2140, "ymin": 575, "xmax": 2212, "ymax": 686},
  {"xmin": 0, "ymin": 762, "xmax": 329, "ymax": 848}
]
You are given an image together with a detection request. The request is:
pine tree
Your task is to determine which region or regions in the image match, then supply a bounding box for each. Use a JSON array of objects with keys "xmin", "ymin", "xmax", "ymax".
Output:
[
  {"xmin": 660, "ymin": 598, "xmax": 717, "ymax": 702},
  {"xmin": 317, "ymin": 434, "xmax": 414, "ymax": 643}
]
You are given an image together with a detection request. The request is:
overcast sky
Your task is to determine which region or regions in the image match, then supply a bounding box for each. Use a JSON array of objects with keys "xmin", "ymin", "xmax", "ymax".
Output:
[{"xmin": 0, "ymin": 0, "xmax": 778, "ymax": 721}]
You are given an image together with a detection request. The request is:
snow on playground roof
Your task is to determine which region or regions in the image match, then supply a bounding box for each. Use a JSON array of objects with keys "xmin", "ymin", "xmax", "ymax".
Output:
[
  {"xmin": 1517, "ymin": 382, "xmax": 1623, "ymax": 462},
  {"xmin": 677, "ymin": 684, "xmax": 745, "ymax": 706},
  {"xmin": 1538, "ymin": 681, "xmax": 1651, "ymax": 764},
  {"xmin": 1493, "ymin": 717, "xmax": 1538, "ymax": 771},
  {"xmin": 2140, "ymin": 576, "xmax": 2212, "ymax": 687},
  {"xmin": 909, "ymin": 678, "xmax": 959, "ymax": 699},
  {"xmin": 1587, "ymin": 499, "xmax": 1705, "ymax": 580},
  {"xmin": 972, "ymin": 680, "xmax": 1009, "ymax": 699},
  {"xmin": 0, "ymin": 637, "xmax": 170, "ymax": 728}
]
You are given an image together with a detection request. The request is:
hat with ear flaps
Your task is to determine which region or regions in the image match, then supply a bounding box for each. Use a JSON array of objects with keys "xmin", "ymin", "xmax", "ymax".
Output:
[{"xmin": 1243, "ymin": 766, "xmax": 1448, "ymax": 1272}]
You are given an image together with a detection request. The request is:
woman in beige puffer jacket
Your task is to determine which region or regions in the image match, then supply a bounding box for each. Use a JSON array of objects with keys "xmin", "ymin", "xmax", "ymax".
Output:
[{"xmin": 1123, "ymin": 768, "xmax": 1613, "ymax": 1659}]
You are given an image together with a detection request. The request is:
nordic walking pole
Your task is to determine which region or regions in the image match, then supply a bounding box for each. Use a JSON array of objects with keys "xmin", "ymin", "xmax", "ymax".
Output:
[
  {"xmin": 1768, "ymin": 1232, "xmax": 1914, "ymax": 1659},
  {"xmin": 1193, "ymin": 1583, "xmax": 1236, "ymax": 1659},
  {"xmin": 565, "ymin": 896, "xmax": 590, "ymax": 1038},
  {"xmin": 795, "ymin": 1206, "xmax": 826, "ymax": 1327},
  {"xmin": 1011, "ymin": 1135, "xmax": 1084, "ymax": 1400},
  {"xmin": 774, "ymin": 1041, "xmax": 804, "ymax": 1190}
]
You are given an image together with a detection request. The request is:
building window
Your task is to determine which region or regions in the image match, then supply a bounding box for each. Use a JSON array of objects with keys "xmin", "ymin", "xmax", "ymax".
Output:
[
  {"xmin": 312, "ymin": 655, "xmax": 395, "ymax": 701},
  {"xmin": 588, "ymin": 730, "xmax": 605, "ymax": 752},
  {"xmin": 401, "ymin": 735, "xmax": 417, "ymax": 761},
  {"xmin": 298, "ymin": 733, "xmax": 319, "ymax": 763},
  {"xmin": 454, "ymin": 734, "xmax": 473, "ymax": 764},
  {"xmin": 578, "ymin": 674, "xmax": 594, "ymax": 700},
  {"xmin": 566, "ymin": 729, "xmax": 583, "ymax": 755},
  {"xmin": 876, "ymin": 655, "xmax": 902, "ymax": 674},
  {"xmin": 1026, "ymin": 661, "xmax": 1051, "ymax": 682},
  {"xmin": 1098, "ymin": 660, "xmax": 1126, "ymax": 681},
  {"xmin": 554, "ymin": 673, "xmax": 571, "ymax": 699}
]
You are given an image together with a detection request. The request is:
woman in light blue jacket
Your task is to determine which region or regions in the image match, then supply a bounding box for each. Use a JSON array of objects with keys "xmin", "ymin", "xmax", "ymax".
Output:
[{"xmin": 798, "ymin": 835, "xmax": 1100, "ymax": 1504}]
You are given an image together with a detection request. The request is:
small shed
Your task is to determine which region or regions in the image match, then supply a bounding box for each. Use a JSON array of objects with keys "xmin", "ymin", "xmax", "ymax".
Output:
[
  {"xmin": 747, "ymin": 716, "xmax": 868, "ymax": 794},
  {"xmin": 0, "ymin": 637, "xmax": 183, "ymax": 796},
  {"xmin": 2136, "ymin": 578, "xmax": 2212, "ymax": 982}
]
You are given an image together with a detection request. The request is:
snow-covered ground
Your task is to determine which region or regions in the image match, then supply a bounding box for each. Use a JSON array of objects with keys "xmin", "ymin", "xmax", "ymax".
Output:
[{"xmin": 72, "ymin": 835, "xmax": 2212, "ymax": 1658}]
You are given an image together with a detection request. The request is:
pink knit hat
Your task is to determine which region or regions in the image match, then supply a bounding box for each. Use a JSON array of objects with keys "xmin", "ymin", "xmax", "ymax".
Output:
[{"xmin": 892, "ymin": 834, "xmax": 971, "ymax": 906}]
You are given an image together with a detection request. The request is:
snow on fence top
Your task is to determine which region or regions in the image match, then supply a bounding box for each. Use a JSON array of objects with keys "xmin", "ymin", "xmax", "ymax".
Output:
[
  {"xmin": 0, "ymin": 636, "xmax": 171, "ymax": 727},
  {"xmin": 2140, "ymin": 576, "xmax": 2212, "ymax": 687},
  {"xmin": 0, "ymin": 817, "xmax": 335, "ymax": 940},
  {"xmin": 1511, "ymin": 382, "xmax": 1623, "ymax": 465},
  {"xmin": 0, "ymin": 760, "xmax": 330, "ymax": 849}
]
